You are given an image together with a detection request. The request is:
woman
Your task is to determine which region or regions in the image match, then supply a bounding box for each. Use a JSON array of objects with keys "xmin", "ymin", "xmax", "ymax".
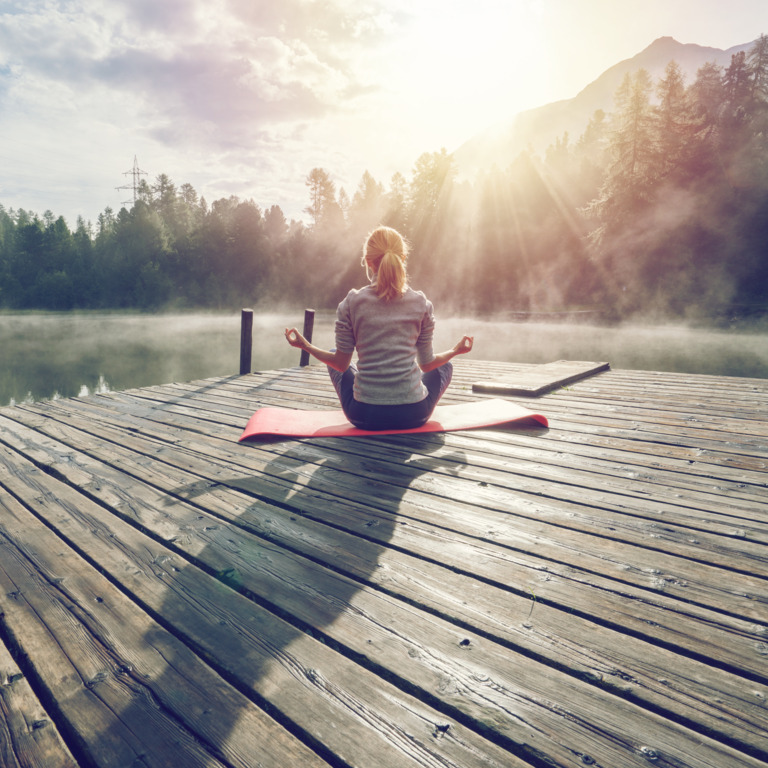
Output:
[{"xmin": 285, "ymin": 225, "xmax": 473, "ymax": 430}]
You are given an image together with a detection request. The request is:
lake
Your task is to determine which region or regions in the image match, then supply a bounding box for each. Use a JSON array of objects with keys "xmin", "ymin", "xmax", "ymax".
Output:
[{"xmin": 2, "ymin": 311, "xmax": 767, "ymax": 406}]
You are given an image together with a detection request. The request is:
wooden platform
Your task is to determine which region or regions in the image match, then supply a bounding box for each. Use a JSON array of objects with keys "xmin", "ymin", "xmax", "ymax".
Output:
[
  {"xmin": 472, "ymin": 360, "xmax": 611, "ymax": 396},
  {"xmin": 0, "ymin": 359, "xmax": 766, "ymax": 768}
]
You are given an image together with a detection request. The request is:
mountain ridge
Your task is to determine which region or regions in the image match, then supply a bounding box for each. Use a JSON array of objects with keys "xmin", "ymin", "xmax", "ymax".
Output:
[{"xmin": 454, "ymin": 35, "xmax": 757, "ymax": 176}]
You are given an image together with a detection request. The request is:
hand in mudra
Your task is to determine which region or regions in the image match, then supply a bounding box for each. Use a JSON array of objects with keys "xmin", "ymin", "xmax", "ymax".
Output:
[
  {"xmin": 453, "ymin": 336, "xmax": 474, "ymax": 355},
  {"xmin": 285, "ymin": 328, "xmax": 307, "ymax": 350}
]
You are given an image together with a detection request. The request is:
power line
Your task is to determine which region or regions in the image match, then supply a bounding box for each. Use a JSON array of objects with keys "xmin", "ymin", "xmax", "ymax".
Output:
[{"xmin": 116, "ymin": 155, "xmax": 148, "ymax": 207}]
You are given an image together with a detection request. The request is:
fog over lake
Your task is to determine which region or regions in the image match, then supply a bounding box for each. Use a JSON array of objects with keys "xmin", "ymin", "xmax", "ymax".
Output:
[{"xmin": 2, "ymin": 311, "xmax": 767, "ymax": 406}]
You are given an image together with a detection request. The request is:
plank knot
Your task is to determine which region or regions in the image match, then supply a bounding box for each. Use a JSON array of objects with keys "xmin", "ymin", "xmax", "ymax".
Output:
[{"xmin": 639, "ymin": 746, "xmax": 660, "ymax": 761}]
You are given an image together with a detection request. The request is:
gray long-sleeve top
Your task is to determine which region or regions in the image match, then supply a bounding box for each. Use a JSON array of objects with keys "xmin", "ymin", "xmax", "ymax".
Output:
[{"xmin": 334, "ymin": 285, "xmax": 436, "ymax": 404}]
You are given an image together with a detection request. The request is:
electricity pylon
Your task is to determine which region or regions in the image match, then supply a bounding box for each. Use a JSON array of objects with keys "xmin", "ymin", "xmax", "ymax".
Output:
[{"xmin": 116, "ymin": 155, "xmax": 148, "ymax": 207}]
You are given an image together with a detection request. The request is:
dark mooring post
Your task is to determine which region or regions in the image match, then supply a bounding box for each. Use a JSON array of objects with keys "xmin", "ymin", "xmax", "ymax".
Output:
[
  {"xmin": 299, "ymin": 308, "xmax": 315, "ymax": 367},
  {"xmin": 240, "ymin": 308, "xmax": 253, "ymax": 375}
]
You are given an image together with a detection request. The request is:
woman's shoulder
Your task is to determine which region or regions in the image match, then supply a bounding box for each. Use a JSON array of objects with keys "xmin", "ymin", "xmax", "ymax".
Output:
[
  {"xmin": 343, "ymin": 284, "xmax": 377, "ymax": 301},
  {"xmin": 337, "ymin": 284, "xmax": 376, "ymax": 312},
  {"xmin": 403, "ymin": 286, "xmax": 433, "ymax": 308}
]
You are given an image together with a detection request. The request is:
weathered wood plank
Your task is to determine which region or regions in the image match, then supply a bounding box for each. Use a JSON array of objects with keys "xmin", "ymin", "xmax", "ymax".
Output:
[
  {"xmin": 49, "ymin": 380, "xmax": 768, "ymax": 528},
  {"xmin": 0, "ymin": 420, "xmax": 764, "ymax": 768},
  {"xmin": 8, "ymin": 400, "xmax": 767, "ymax": 629},
  {"xmin": 0, "ymin": 510, "xmax": 232, "ymax": 768},
  {"xmin": 162, "ymin": 377, "xmax": 768, "ymax": 503},
  {"xmin": 1, "ymin": 359, "xmax": 767, "ymax": 768},
  {"xmin": 0, "ymin": 435, "xmax": 522, "ymax": 768},
  {"xmin": 0, "ymin": 487, "xmax": 329, "ymax": 768},
  {"xmin": 0, "ymin": 635, "xmax": 77, "ymax": 768},
  {"xmin": 140, "ymin": 368, "xmax": 768, "ymax": 463},
  {"xmin": 22, "ymin": 377, "xmax": 768, "ymax": 584},
  {"xmin": 2, "ymin": 405, "xmax": 768, "ymax": 762},
  {"xmin": 4, "ymin": 396, "xmax": 760, "ymax": 636},
  {"xmin": 274, "ymin": 388, "xmax": 768, "ymax": 464}
]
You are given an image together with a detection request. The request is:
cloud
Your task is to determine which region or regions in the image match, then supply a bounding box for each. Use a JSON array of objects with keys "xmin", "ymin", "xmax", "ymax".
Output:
[
  {"xmin": 0, "ymin": 0, "xmax": 393, "ymax": 153},
  {"xmin": 122, "ymin": 0, "xmax": 199, "ymax": 35}
]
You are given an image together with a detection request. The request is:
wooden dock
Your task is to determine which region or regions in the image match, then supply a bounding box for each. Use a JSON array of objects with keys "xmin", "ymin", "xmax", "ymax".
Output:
[{"xmin": 0, "ymin": 359, "xmax": 766, "ymax": 768}]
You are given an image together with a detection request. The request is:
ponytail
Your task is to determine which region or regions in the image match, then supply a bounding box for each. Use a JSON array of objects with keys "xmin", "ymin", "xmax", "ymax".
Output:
[{"xmin": 363, "ymin": 227, "xmax": 409, "ymax": 301}]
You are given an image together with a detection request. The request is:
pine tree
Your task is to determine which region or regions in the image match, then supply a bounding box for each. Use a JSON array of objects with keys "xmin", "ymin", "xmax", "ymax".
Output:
[
  {"xmin": 748, "ymin": 34, "xmax": 768, "ymax": 102},
  {"xmin": 585, "ymin": 69, "xmax": 656, "ymax": 244},
  {"xmin": 349, "ymin": 170, "xmax": 386, "ymax": 236},
  {"xmin": 723, "ymin": 50, "xmax": 752, "ymax": 122},
  {"xmin": 655, "ymin": 60, "xmax": 694, "ymax": 180}
]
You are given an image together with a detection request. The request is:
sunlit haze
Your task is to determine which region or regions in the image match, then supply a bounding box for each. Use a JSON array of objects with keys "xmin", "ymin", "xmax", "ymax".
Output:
[{"xmin": 1, "ymin": 0, "xmax": 768, "ymax": 225}]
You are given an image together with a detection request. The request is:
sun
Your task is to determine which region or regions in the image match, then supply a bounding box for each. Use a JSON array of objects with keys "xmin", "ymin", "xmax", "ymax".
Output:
[
  {"xmin": 390, "ymin": 1, "xmax": 549, "ymax": 140},
  {"xmin": 307, "ymin": 1, "xmax": 555, "ymax": 196}
]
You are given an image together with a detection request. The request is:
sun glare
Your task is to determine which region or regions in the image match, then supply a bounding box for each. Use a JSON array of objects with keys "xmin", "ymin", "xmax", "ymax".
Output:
[{"xmin": 387, "ymin": 1, "xmax": 549, "ymax": 145}]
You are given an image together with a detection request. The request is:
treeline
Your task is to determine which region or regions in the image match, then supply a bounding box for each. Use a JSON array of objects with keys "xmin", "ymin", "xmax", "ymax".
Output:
[
  {"xmin": 0, "ymin": 188, "xmax": 316, "ymax": 310},
  {"xmin": 2, "ymin": 36, "xmax": 768, "ymax": 320}
]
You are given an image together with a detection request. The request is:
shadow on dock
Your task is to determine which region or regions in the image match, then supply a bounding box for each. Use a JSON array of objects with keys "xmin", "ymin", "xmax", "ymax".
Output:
[{"xmin": 92, "ymin": 433, "xmax": 470, "ymax": 765}]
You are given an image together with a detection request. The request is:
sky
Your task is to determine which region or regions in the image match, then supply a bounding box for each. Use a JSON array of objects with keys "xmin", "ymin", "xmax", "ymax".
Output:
[{"xmin": 1, "ymin": 0, "xmax": 768, "ymax": 228}]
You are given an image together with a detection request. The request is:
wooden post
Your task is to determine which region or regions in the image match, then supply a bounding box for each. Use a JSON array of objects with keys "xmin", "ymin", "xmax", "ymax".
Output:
[
  {"xmin": 299, "ymin": 308, "xmax": 315, "ymax": 367},
  {"xmin": 239, "ymin": 308, "xmax": 253, "ymax": 375}
]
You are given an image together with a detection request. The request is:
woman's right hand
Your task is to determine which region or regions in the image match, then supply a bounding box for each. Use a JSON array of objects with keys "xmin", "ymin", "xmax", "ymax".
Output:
[
  {"xmin": 285, "ymin": 328, "xmax": 307, "ymax": 350},
  {"xmin": 453, "ymin": 335, "xmax": 474, "ymax": 356}
]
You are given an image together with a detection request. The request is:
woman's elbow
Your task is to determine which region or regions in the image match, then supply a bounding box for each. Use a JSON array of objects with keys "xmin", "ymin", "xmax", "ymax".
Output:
[{"xmin": 331, "ymin": 352, "xmax": 353, "ymax": 372}]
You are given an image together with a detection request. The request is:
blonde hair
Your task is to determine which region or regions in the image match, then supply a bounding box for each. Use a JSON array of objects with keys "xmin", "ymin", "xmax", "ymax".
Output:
[{"xmin": 363, "ymin": 226, "xmax": 409, "ymax": 301}]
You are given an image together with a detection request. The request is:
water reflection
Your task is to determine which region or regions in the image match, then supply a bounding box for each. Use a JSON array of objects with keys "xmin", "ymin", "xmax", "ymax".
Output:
[{"xmin": 2, "ymin": 311, "xmax": 767, "ymax": 405}]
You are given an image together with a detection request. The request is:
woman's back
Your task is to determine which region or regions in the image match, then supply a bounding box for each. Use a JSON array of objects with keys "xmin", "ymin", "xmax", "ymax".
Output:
[{"xmin": 335, "ymin": 285, "xmax": 435, "ymax": 405}]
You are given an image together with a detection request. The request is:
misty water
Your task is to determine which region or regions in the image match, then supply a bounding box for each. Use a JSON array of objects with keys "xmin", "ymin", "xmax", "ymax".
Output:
[{"xmin": 2, "ymin": 311, "xmax": 767, "ymax": 407}]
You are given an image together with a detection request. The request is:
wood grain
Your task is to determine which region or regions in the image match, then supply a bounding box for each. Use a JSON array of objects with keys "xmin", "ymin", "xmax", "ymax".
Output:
[{"xmin": 0, "ymin": 358, "xmax": 766, "ymax": 767}]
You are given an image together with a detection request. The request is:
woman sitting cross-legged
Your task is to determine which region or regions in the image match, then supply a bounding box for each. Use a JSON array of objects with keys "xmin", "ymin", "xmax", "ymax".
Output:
[{"xmin": 285, "ymin": 225, "xmax": 473, "ymax": 431}]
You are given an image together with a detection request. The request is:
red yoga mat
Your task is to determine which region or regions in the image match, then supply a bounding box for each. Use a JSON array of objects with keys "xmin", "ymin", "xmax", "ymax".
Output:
[{"xmin": 238, "ymin": 397, "xmax": 548, "ymax": 440}]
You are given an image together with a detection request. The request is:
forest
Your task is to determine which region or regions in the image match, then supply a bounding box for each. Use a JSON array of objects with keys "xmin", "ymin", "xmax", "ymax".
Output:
[{"xmin": 1, "ymin": 35, "xmax": 767, "ymax": 322}]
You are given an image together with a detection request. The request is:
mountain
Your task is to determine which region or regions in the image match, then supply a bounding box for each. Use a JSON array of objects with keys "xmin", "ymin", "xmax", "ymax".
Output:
[{"xmin": 454, "ymin": 36, "xmax": 756, "ymax": 177}]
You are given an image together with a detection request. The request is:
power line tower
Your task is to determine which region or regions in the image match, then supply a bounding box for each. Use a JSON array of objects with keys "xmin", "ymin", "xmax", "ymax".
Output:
[{"xmin": 116, "ymin": 155, "xmax": 148, "ymax": 207}]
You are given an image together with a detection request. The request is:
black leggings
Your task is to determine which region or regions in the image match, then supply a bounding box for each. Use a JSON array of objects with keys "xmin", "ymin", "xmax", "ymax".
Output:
[{"xmin": 328, "ymin": 362, "xmax": 453, "ymax": 430}]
